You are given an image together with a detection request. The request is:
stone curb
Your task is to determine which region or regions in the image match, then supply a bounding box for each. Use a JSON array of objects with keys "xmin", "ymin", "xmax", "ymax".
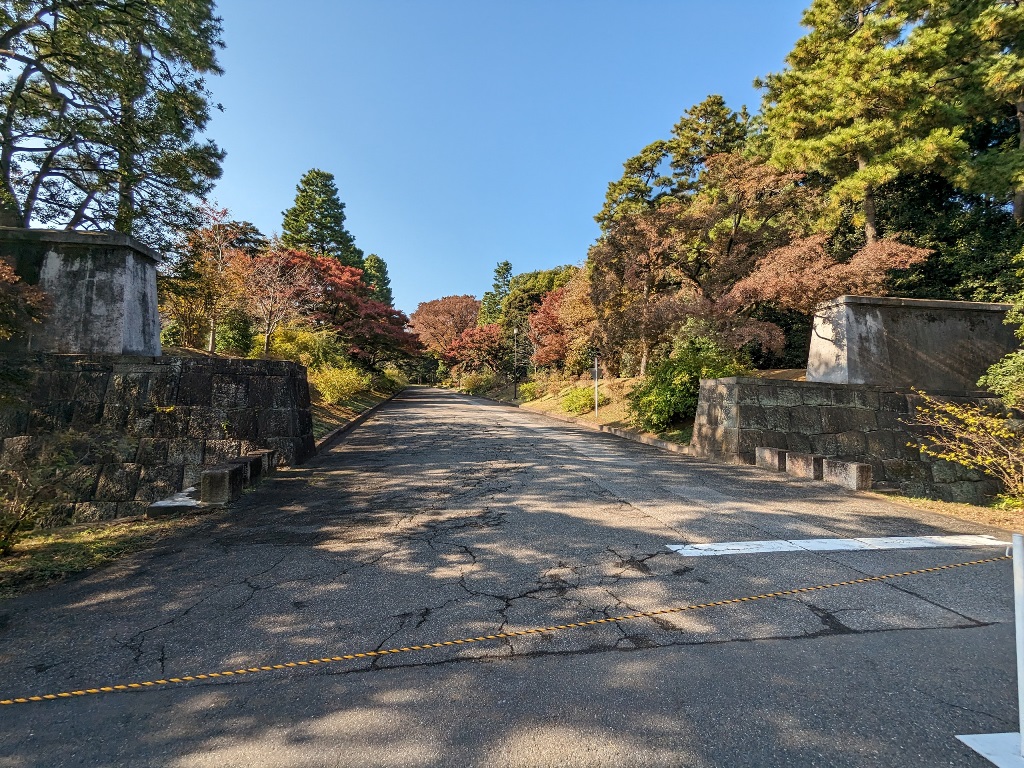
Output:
[{"xmin": 314, "ymin": 390, "xmax": 403, "ymax": 453}]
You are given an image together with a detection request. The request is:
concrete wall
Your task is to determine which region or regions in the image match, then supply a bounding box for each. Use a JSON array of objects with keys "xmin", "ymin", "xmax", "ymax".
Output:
[
  {"xmin": 0, "ymin": 228, "xmax": 162, "ymax": 356},
  {"xmin": 691, "ymin": 376, "xmax": 1001, "ymax": 504},
  {"xmin": 807, "ymin": 295, "xmax": 1016, "ymax": 391},
  {"xmin": 0, "ymin": 354, "xmax": 315, "ymax": 524}
]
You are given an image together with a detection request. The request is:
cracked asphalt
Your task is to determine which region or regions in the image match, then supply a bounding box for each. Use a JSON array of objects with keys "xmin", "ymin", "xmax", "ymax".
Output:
[{"xmin": 0, "ymin": 386, "xmax": 1017, "ymax": 767}]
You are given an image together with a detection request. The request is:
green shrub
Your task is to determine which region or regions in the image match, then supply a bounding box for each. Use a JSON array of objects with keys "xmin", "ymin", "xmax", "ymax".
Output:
[
  {"xmin": 264, "ymin": 323, "xmax": 347, "ymax": 369},
  {"xmin": 562, "ymin": 386, "xmax": 609, "ymax": 415},
  {"xmin": 518, "ymin": 382, "xmax": 540, "ymax": 402},
  {"xmin": 309, "ymin": 365, "xmax": 371, "ymax": 404},
  {"xmin": 215, "ymin": 309, "xmax": 255, "ymax": 356},
  {"xmin": 627, "ymin": 337, "xmax": 748, "ymax": 433},
  {"xmin": 979, "ymin": 350, "xmax": 1024, "ymax": 407},
  {"xmin": 460, "ymin": 372, "xmax": 495, "ymax": 395}
]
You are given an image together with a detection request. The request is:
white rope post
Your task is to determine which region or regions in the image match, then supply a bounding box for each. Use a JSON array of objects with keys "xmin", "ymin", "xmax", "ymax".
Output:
[{"xmin": 1014, "ymin": 533, "xmax": 1024, "ymax": 758}]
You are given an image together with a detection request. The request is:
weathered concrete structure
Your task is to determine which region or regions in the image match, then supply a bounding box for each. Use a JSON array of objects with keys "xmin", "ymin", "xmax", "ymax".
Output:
[
  {"xmin": 0, "ymin": 354, "xmax": 315, "ymax": 524},
  {"xmin": 807, "ymin": 295, "xmax": 1015, "ymax": 391},
  {"xmin": 691, "ymin": 376, "xmax": 1001, "ymax": 504},
  {"xmin": 0, "ymin": 228, "xmax": 161, "ymax": 356}
]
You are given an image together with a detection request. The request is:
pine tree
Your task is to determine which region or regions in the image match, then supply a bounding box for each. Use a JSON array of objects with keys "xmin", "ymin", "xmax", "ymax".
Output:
[
  {"xmin": 281, "ymin": 169, "xmax": 363, "ymax": 267},
  {"xmin": 967, "ymin": 1, "xmax": 1024, "ymax": 222},
  {"xmin": 759, "ymin": 0, "xmax": 972, "ymax": 243},
  {"xmin": 478, "ymin": 260, "xmax": 512, "ymax": 325},
  {"xmin": 363, "ymin": 253, "xmax": 394, "ymax": 306},
  {"xmin": 596, "ymin": 95, "xmax": 749, "ymax": 227}
]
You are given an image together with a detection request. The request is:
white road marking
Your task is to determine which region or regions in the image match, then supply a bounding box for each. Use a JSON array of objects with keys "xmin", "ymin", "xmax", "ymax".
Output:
[{"xmin": 667, "ymin": 534, "xmax": 1008, "ymax": 557}]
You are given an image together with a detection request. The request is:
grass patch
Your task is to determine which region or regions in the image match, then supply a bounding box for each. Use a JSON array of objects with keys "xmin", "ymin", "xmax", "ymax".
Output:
[
  {"xmin": 0, "ymin": 516, "xmax": 207, "ymax": 599},
  {"xmin": 310, "ymin": 390, "xmax": 391, "ymax": 440},
  {"xmin": 868, "ymin": 493, "xmax": 1024, "ymax": 533},
  {"xmin": 657, "ymin": 424, "xmax": 694, "ymax": 445}
]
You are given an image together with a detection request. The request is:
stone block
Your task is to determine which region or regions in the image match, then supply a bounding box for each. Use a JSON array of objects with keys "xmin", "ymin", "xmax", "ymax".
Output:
[
  {"xmin": 865, "ymin": 431, "xmax": 897, "ymax": 457},
  {"xmin": 800, "ymin": 386, "xmax": 833, "ymax": 407},
  {"xmin": 71, "ymin": 502, "xmax": 120, "ymax": 523},
  {"xmin": 152, "ymin": 406, "xmax": 191, "ymax": 438},
  {"xmin": 176, "ymin": 368, "xmax": 214, "ymax": 406},
  {"xmin": 204, "ymin": 439, "xmax": 241, "ymax": 464},
  {"xmin": 228, "ymin": 454, "xmax": 263, "ymax": 486},
  {"xmin": 834, "ymin": 430, "xmax": 868, "ymax": 455},
  {"xmin": 200, "ymin": 463, "xmax": 245, "ymax": 504},
  {"xmin": 74, "ymin": 371, "xmax": 110, "ymax": 403},
  {"xmin": 211, "ymin": 375, "xmax": 249, "ymax": 408},
  {"xmin": 757, "ymin": 384, "xmax": 803, "ymax": 408},
  {"xmin": 257, "ymin": 409, "xmax": 298, "ymax": 439},
  {"xmin": 822, "ymin": 459, "xmax": 872, "ymax": 490},
  {"xmin": 755, "ymin": 447, "xmax": 787, "ymax": 471},
  {"xmin": 187, "ymin": 407, "xmax": 229, "ymax": 439},
  {"xmin": 183, "ymin": 463, "xmax": 203, "ymax": 488},
  {"xmin": 882, "ymin": 458, "xmax": 931, "ymax": 481},
  {"xmin": 116, "ymin": 501, "xmax": 150, "ymax": 518},
  {"xmin": 786, "ymin": 452, "xmax": 824, "ymax": 480},
  {"xmin": 1, "ymin": 435, "xmax": 36, "ymax": 464},
  {"xmin": 931, "ymin": 460, "xmax": 960, "ymax": 484},
  {"xmin": 224, "ymin": 408, "xmax": 258, "ymax": 439},
  {"xmin": 785, "ymin": 432, "xmax": 813, "ymax": 453},
  {"xmin": 167, "ymin": 438, "xmax": 204, "ymax": 465},
  {"xmin": 880, "ymin": 392, "xmax": 911, "ymax": 413},
  {"xmin": 95, "ymin": 462, "xmax": 141, "ymax": 502},
  {"xmin": 789, "ymin": 406, "xmax": 823, "ymax": 434},
  {"xmin": 136, "ymin": 437, "xmax": 168, "ymax": 465},
  {"xmin": 247, "ymin": 448, "xmax": 278, "ymax": 473},
  {"xmin": 135, "ymin": 464, "xmax": 183, "ymax": 502}
]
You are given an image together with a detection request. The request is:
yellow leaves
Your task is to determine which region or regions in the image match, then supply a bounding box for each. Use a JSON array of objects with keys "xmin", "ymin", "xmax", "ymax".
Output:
[{"xmin": 911, "ymin": 390, "xmax": 1024, "ymax": 500}]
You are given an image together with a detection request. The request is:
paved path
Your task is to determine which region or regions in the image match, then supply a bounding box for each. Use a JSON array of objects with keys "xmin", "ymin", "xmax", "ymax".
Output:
[{"xmin": 0, "ymin": 387, "xmax": 1016, "ymax": 767}]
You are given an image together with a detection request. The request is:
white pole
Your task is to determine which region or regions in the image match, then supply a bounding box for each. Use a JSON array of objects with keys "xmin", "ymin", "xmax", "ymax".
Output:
[
  {"xmin": 1014, "ymin": 533, "xmax": 1024, "ymax": 757},
  {"xmin": 593, "ymin": 356, "xmax": 599, "ymax": 417}
]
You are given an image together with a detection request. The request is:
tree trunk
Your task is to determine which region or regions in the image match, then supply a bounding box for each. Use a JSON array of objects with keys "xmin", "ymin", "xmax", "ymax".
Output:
[
  {"xmin": 114, "ymin": 92, "xmax": 136, "ymax": 236},
  {"xmin": 857, "ymin": 154, "xmax": 878, "ymax": 244},
  {"xmin": 1015, "ymin": 99, "xmax": 1024, "ymax": 225},
  {"xmin": 207, "ymin": 314, "xmax": 217, "ymax": 354},
  {"xmin": 263, "ymin": 320, "xmax": 272, "ymax": 355},
  {"xmin": 639, "ymin": 338, "xmax": 649, "ymax": 377}
]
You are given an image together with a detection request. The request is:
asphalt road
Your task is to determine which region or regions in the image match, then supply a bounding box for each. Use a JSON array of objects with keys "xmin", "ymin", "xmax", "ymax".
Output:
[{"xmin": 0, "ymin": 386, "xmax": 1017, "ymax": 767}]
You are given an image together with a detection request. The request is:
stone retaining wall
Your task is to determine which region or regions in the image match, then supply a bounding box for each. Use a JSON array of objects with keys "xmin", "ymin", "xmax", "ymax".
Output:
[
  {"xmin": 691, "ymin": 376, "xmax": 1002, "ymax": 504},
  {"xmin": 0, "ymin": 354, "xmax": 315, "ymax": 524}
]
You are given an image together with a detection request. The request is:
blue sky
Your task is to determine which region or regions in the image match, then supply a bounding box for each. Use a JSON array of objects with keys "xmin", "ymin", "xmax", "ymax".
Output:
[{"xmin": 208, "ymin": 1, "xmax": 809, "ymax": 315}]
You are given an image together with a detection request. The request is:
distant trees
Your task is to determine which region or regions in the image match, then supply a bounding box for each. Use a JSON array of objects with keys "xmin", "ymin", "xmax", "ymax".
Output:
[
  {"xmin": 281, "ymin": 169, "xmax": 363, "ymax": 268},
  {"xmin": 409, "ymin": 295, "xmax": 481, "ymax": 356},
  {"xmin": 0, "ymin": 0, "xmax": 225, "ymax": 248}
]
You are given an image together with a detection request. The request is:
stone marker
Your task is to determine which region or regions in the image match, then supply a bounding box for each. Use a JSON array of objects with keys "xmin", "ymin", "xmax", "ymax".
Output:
[
  {"xmin": 786, "ymin": 452, "xmax": 824, "ymax": 480},
  {"xmin": 823, "ymin": 459, "xmax": 873, "ymax": 491},
  {"xmin": 200, "ymin": 464, "xmax": 245, "ymax": 504},
  {"xmin": 0, "ymin": 228, "xmax": 162, "ymax": 356},
  {"xmin": 807, "ymin": 295, "xmax": 1016, "ymax": 391},
  {"xmin": 755, "ymin": 447, "xmax": 787, "ymax": 471}
]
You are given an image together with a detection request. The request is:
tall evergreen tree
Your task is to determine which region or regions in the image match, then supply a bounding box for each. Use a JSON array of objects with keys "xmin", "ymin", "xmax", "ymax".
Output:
[
  {"xmin": 281, "ymin": 169, "xmax": 363, "ymax": 267},
  {"xmin": 759, "ymin": 0, "xmax": 972, "ymax": 243},
  {"xmin": 0, "ymin": 1, "xmax": 225, "ymax": 249},
  {"xmin": 478, "ymin": 260, "xmax": 512, "ymax": 325},
  {"xmin": 597, "ymin": 95, "xmax": 749, "ymax": 227},
  {"xmin": 362, "ymin": 253, "xmax": 394, "ymax": 306}
]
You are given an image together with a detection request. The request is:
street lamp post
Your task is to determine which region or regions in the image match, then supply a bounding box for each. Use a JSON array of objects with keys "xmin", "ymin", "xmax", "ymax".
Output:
[{"xmin": 513, "ymin": 327, "xmax": 518, "ymax": 401}]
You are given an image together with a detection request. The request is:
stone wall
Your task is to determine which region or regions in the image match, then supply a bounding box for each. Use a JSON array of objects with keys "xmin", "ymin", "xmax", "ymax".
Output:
[
  {"xmin": 807, "ymin": 295, "xmax": 1016, "ymax": 391},
  {"xmin": 691, "ymin": 376, "xmax": 1002, "ymax": 504},
  {"xmin": 0, "ymin": 228, "xmax": 162, "ymax": 356},
  {"xmin": 0, "ymin": 354, "xmax": 315, "ymax": 524}
]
